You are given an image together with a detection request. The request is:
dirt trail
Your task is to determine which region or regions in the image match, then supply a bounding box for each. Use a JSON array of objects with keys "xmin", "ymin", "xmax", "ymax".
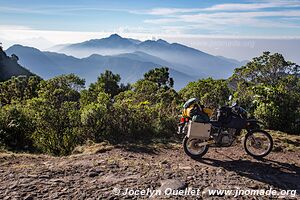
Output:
[{"xmin": 0, "ymin": 144, "xmax": 299, "ymax": 199}]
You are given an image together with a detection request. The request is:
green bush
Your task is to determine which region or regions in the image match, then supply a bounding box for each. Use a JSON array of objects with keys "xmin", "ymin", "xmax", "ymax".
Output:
[
  {"xmin": 80, "ymin": 92, "xmax": 110, "ymax": 141},
  {"xmin": 230, "ymin": 52, "xmax": 300, "ymax": 133},
  {"xmin": 29, "ymin": 99, "xmax": 83, "ymax": 156},
  {"xmin": 27, "ymin": 74, "xmax": 86, "ymax": 155},
  {"xmin": 253, "ymin": 82, "xmax": 300, "ymax": 133},
  {"xmin": 0, "ymin": 104, "xmax": 34, "ymax": 150},
  {"xmin": 1, "ymin": 59, "xmax": 299, "ymax": 156},
  {"xmin": 179, "ymin": 78, "xmax": 231, "ymax": 109},
  {"xmin": 0, "ymin": 75, "xmax": 41, "ymax": 106},
  {"xmin": 108, "ymin": 99, "xmax": 157, "ymax": 141}
]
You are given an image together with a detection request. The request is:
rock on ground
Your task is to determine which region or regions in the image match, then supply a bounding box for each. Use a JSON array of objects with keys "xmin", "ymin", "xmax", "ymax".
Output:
[{"xmin": 0, "ymin": 145, "xmax": 299, "ymax": 199}]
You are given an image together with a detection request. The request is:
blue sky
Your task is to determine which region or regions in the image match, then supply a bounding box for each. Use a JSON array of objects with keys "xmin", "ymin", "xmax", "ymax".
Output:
[
  {"xmin": 0, "ymin": 0, "xmax": 300, "ymax": 61},
  {"xmin": 1, "ymin": 0, "xmax": 300, "ymax": 36}
]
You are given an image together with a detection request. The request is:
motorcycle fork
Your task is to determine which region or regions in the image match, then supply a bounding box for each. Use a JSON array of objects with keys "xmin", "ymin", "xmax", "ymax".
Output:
[{"xmin": 245, "ymin": 128, "xmax": 257, "ymax": 142}]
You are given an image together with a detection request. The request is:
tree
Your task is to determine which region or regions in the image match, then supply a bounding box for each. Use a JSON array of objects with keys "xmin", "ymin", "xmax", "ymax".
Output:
[
  {"xmin": 29, "ymin": 99, "xmax": 82, "ymax": 155},
  {"xmin": 81, "ymin": 70, "xmax": 130, "ymax": 107},
  {"xmin": 38, "ymin": 74, "xmax": 85, "ymax": 108},
  {"xmin": 28, "ymin": 74, "xmax": 85, "ymax": 155},
  {"xmin": 230, "ymin": 52, "xmax": 300, "ymax": 133},
  {"xmin": 0, "ymin": 104, "xmax": 34, "ymax": 150},
  {"xmin": 179, "ymin": 78, "xmax": 231, "ymax": 109},
  {"xmin": 231, "ymin": 51, "xmax": 299, "ymax": 86},
  {"xmin": 80, "ymin": 92, "xmax": 110, "ymax": 142},
  {"xmin": 144, "ymin": 67, "xmax": 174, "ymax": 88},
  {"xmin": 252, "ymin": 76, "xmax": 300, "ymax": 133},
  {"xmin": 11, "ymin": 54, "xmax": 19, "ymax": 61},
  {"xmin": 89, "ymin": 70, "xmax": 129, "ymax": 98},
  {"xmin": 105, "ymin": 68, "xmax": 180, "ymax": 139},
  {"xmin": 132, "ymin": 80, "xmax": 160, "ymax": 103},
  {"xmin": 109, "ymin": 96, "xmax": 157, "ymax": 141},
  {"xmin": 0, "ymin": 75, "xmax": 42, "ymax": 106}
]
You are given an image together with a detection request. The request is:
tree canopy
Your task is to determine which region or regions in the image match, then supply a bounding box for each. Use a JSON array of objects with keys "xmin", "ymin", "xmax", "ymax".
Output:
[
  {"xmin": 230, "ymin": 52, "xmax": 300, "ymax": 133},
  {"xmin": 144, "ymin": 67, "xmax": 174, "ymax": 88},
  {"xmin": 0, "ymin": 52, "xmax": 299, "ymax": 155}
]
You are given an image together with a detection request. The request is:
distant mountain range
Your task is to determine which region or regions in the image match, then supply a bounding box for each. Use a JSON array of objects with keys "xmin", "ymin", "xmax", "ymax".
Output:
[
  {"xmin": 58, "ymin": 34, "xmax": 243, "ymax": 78},
  {"xmin": 0, "ymin": 48, "xmax": 34, "ymax": 82},
  {"xmin": 5, "ymin": 34, "xmax": 245, "ymax": 89}
]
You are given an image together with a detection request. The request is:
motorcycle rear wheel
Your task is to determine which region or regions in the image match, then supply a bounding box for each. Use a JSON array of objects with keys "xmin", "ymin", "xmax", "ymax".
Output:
[
  {"xmin": 244, "ymin": 130, "xmax": 273, "ymax": 159},
  {"xmin": 183, "ymin": 136, "xmax": 209, "ymax": 159}
]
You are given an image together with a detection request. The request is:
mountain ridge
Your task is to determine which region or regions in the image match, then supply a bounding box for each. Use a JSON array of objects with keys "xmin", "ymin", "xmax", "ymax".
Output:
[
  {"xmin": 4, "ymin": 34, "xmax": 245, "ymax": 89},
  {"xmin": 0, "ymin": 47, "xmax": 34, "ymax": 81},
  {"xmin": 6, "ymin": 44, "xmax": 196, "ymax": 89},
  {"xmin": 58, "ymin": 34, "xmax": 243, "ymax": 78}
]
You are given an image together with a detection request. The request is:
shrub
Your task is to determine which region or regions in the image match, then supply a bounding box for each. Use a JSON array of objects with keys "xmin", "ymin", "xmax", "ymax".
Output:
[
  {"xmin": 29, "ymin": 99, "xmax": 82, "ymax": 155},
  {"xmin": 80, "ymin": 92, "xmax": 110, "ymax": 141},
  {"xmin": 0, "ymin": 104, "xmax": 34, "ymax": 150}
]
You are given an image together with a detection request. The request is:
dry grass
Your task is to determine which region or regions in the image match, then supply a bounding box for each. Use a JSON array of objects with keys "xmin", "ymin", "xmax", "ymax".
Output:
[
  {"xmin": 0, "ymin": 145, "xmax": 8, "ymax": 153},
  {"xmin": 2, "ymin": 130, "xmax": 298, "ymax": 158},
  {"xmin": 269, "ymin": 130, "xmax": 300, "ymax": 152},
  {"xmin": 150, "ymin": 139, "xmax": 181, "ymax": 150},
  {"xmin": 72, "ymin": 141, "xmax": 114, "ymax": 155},
  {"xmin": 113, "ymin": 138, "xmax": 182, "ymax": 154},
  {"xmin": 0, "ymin": 152, "xmax": 48, "ymax": 160}
]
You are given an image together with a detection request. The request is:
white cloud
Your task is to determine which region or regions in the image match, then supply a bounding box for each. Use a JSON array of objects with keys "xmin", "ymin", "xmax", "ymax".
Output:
[
  {"xmin": 141, "ymin": 0, "xmax": 300, "ymax": 32},
  {"xmin": 133, "ymin": 8, "xmax": 202, "ymax": 15},
  {"xmin": 1, "ymin": 0, "xmax": 300, "ymax": 50},
  {"xmin": 141, "ymin": 0, "xmax": 300, "ymax": 15},
  {"xmin": 178, "ymin": 10, "xmax": 300, "ymax": 25},
  {"xmin": 0, "ymin": 5, "xmax": 131, "ymax": 15},
  {"xmin": 202, "ymin": 1, "xmax": 300, "ymax": 11},
  {"xmin": 0, "ymin": 26, "xmax": 109, "ymax": 49},
  {"xmin": 144, "ymin": 9, "xmax": 300, "ymax": 32},
  {"xmin": 0, "ymin": 25, "xmax": 32, "ymax": 30},
  {"xmin": 0, "ymin": 25, "xmax": 181, "ymax": 49},
  {"xmin": 1, "ymin": 25, "xmax": 298, "ymax": 48},
  {"xmin": 203, "ymin": 3, "xmax": 269, "ymax": 11}
]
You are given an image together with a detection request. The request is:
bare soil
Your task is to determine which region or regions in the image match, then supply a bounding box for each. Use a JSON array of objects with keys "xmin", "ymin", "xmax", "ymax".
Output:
[{"xmin": 0, "ymin": 143, "xmax": 299, "ymax": 199}]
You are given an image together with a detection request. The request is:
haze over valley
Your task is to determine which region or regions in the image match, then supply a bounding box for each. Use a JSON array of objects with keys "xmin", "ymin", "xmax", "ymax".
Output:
[{"xmin": 5, "ymin": 34, "xmax": 245, "ymax": 89}]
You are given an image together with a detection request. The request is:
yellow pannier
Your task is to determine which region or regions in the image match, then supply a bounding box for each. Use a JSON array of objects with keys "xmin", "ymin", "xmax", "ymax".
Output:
[
  {"xmin": 182, "ymin": 99, "xmax": 213, "ymax": 118},
  {"xmin": 203, "ymin": 108, "xmax": 213, "ymax": 117},
  {"xmin": 182, "ymin": 105, "xmax": 196, "ymax": 117}
]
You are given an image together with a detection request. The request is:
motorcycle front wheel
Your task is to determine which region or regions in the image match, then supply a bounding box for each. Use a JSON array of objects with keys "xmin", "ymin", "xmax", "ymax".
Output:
[
  {"xmin": 183, "ymin": 136, "xmax": 209, "ymax": 159},
  {"xmin": 244, "ymin": 130, "xmax": 273, "ymax": 158}
]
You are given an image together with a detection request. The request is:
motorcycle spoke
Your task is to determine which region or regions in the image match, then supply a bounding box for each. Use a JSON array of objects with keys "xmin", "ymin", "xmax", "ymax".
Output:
[
  {"xmin": 187, "ymin": 138, "xmax": 206, "ymax": 155},
  {"xmin": 246, "ymin": 132, "xmax": 271, "ymax": 156}
]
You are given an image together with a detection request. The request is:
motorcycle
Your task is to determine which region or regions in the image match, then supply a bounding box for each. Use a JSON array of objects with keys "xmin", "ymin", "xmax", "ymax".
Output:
[{"xmin": 178, "ymin": 96, "xmax": 273, "ymax": 159}]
